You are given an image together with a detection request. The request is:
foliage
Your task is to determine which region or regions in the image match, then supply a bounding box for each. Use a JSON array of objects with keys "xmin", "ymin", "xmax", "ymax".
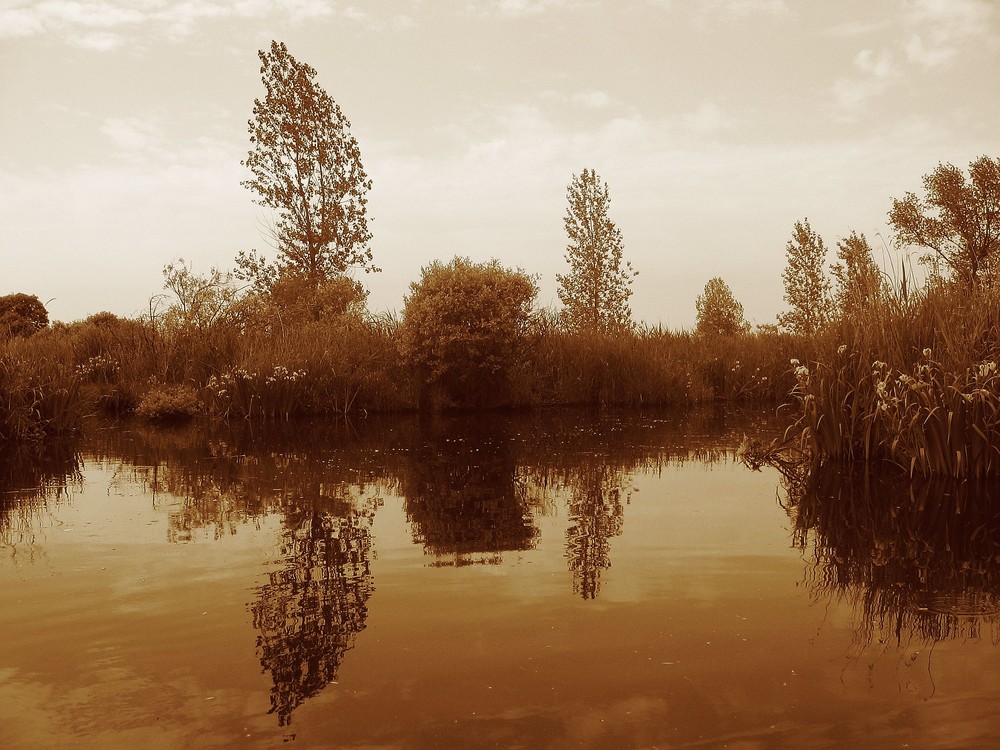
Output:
[
  {"xmin": 695, "ymin": 277, "xmax": 749, "ymax": 336},
  {"xmin": 259, "ymin": 270, "xmax": 367, "ymax": 326},
  {"xmin": 0, "ymin": 337, "xmax": 83, "ymax": 444},
  {"xmin": 0, "ymin": 293, "xmax": 48, "ymax": 339},
  {"xmin": 239, "ymin": 40, "xmax": 375, "ymax": 292},
  {"xmin": 764, "ymin": 282, "xmax": 1000, "ymax": 479},
  {"xmin": 831, "ymin": 232, "xmax": 885, "ymax": 319},
  {"xmin": 159, "ymin": 258, "xmax": 243, "ymax": 331},
  {"xmin": 135, "ymin": 384, "xmax": 201, "ymax": 423},
  {"xmin": 556, "ymin": 168, "xmax": 637, "ymax": 333},
  {"xmin": 778, "ymin": 218, "xmax": 834, "ymax": 336},
  {"xmin": 888, "ymin": 155, "xmax": 1000, "ymax": 289},
  {"xmin": 401, "ymin": 257, "xmax": 538, "ymax": 407}
]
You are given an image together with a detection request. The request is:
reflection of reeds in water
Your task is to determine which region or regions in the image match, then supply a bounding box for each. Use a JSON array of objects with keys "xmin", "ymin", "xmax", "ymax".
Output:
[
  {"xmin": 0, "ymin": 444, "xmax": 82, "ymax": 557},
  {"xmin": 786, "ymin": 467, "xmax": 1000, "ymax": 645}
]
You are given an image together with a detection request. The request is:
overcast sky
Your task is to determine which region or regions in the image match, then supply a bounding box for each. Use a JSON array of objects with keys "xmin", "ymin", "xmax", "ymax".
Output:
[{"xmin": 2, "ymin": 0, "xmax": 998, "ymax": 327}]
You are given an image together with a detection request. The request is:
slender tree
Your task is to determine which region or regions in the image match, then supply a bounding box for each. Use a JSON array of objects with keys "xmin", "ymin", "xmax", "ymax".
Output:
[
  {"xmin": 695, "ymin": 277, "xmax": 750, "ymax": 336},
  {"xmin": 778, "ymin": 219, "xmax": 833, "ymax": 335},
  {"xmin": 831, "ymin": 231, "xmax": 885, "ymax": 319},
  {"xmin": 888, "ymin": 155, "xmax": 1000, "ymax": 289},
  {"xmin": 556, "ymin": 168, "xmax": 637, "ymax": 333},
  {"xmin": 239, "ymin": 40, "xmax": 375, "ymax": 293}
]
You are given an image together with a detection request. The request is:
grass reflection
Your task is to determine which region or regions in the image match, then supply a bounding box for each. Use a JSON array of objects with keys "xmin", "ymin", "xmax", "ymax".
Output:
[
  {"xmin": 785, "ymin": 467, "xmax": 1000, "ymax": 645},
  {"xmin": 0, "ymin": 443, "xmax": 81, "ymax": 559}
]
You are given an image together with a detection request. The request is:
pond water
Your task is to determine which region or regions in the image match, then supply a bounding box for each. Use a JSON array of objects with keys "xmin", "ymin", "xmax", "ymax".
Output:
[{"xmin": 3, "ymin": 408, "xmax": 1000, "ymax": 749}]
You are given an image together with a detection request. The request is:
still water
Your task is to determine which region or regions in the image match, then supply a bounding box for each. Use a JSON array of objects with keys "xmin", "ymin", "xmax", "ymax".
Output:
[{"xmin": 3, "ymin": 408, "xmax": 1000, "ymax": 749}]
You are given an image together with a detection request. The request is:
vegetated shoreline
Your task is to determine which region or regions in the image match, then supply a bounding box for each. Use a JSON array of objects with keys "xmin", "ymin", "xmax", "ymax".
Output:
[{"xmin": 4, "ymin": 278, "xmax": 1000, "ymax": 481}]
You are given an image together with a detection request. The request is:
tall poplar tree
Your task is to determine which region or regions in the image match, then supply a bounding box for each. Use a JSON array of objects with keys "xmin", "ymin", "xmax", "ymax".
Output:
[
  {"xmin": 556, "ymin": 168, "xmax": 637, "ymax": 333},
  {"xmin": 831, "ymin": 231, "xmax": 885, "ymax": 319},
  {"xmin": 778, "ymin": 219, "xmax": 834, "ymax": 336},
  {"xmin": 238, "ymin": 40, "xmax": 375, "ymax": 292}
]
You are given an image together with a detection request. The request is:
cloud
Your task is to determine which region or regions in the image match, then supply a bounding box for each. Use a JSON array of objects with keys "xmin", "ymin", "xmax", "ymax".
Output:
[
  {"xmin": 571, "ymin": 91, "xmax": 613, "ymax": 109},
  {"xmin": 902, "ymin": 0, "xmax": 997, "ymax": 69},
  {"xmin": 696, "ymin": 0, "xmax": 789, "ymax": 20},
  {"xmin": 465, "ymin": 0, "xmax": 583, "ymax": 18},
  {"xmin": 0, "ymin": 0, "xmax": 378, "ymax": 46},
  {"xmin": 678, "ymin": 102, "xmax": 735, "ymax": 135},
  {"xmin": 831, "ymin": 49, "xmax": 898, "ymax": 118}
]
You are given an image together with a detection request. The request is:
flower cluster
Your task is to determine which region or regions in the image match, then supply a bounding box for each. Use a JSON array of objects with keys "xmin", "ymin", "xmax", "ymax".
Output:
[{"xmin": 75, "ymin": 355, "xmax": 119, "ymax": 381}]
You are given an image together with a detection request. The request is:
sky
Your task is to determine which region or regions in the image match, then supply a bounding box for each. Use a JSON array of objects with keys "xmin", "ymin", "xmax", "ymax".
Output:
[{"xmin": 2, "ymin": 0, "xmax": 999, "ymax": 328}]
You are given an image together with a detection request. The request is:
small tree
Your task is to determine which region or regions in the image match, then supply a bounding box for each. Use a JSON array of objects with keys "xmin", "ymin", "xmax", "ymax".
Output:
[
  {"xmin": 695, "ymin": 277, "xmax": 749, "ymax": 336},
  {"xmin": 160, "ymin": 258, "xmax": 242, "ymax": 331},
  {"xmin": 831, "ymin": 231, "xmax": 885, "ymax": 319},
  {"xmin": 401, "ymin": 257, "xmax": 537, "ymax": 407},
  {"xmin": 888, "ymin": 156, "xmax": 1000, "ymax": 289},
  {"xmin": 239, "ymin": 40, "xmax": 375, "ymax": 293},
  {"xmin": 556, "ymin": 168, "xmax": 637, "ymax": 333},
  {"xmin": 0, "ymin": 293, "xmax": 48, "ymax": 339},
  {"xmin": 778, "ymin": 219, "xmax": 833, "ymax": 336}
]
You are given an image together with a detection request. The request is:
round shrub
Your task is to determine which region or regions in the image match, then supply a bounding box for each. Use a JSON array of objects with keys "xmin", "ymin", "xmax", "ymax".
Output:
[{"xmin": 401, "ymin": 257, "xmax": 537, "ymax": 407}]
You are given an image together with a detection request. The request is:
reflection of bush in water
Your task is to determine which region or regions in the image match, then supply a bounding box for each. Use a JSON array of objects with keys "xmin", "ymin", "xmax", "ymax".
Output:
[
  {"xmin": 786, "ymin": 467, "xmax": 1000, "ymax": 644},
  {"xmin": 0, "ymin": 444, "xmax": 81, "ymax": 556},
  {"xmin": 397, "ymin": 417, "xmax": 538, "ymax": 564}
]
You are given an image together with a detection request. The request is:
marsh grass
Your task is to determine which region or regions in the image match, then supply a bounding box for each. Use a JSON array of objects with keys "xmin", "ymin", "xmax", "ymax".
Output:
[{"xmin": 778, "ymin": 283, "xmax": 1000, "ymax": 478}]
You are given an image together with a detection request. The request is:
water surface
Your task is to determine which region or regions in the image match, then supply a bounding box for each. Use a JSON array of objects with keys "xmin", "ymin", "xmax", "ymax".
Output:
[{"xmin": 3, "ymin": 408, "xmax": 1000, "ymax": 748}]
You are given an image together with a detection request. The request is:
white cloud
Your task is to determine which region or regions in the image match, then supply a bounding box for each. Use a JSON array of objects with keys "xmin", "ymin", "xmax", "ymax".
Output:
[
  {"xmin": 831, "ymin": 49, "xmax": 898, "ymax": 119},
  {"xmin": 571, "ymin": 90, "xmax": 613, "ymax": 109},
  {"xmin": 0, "ymin": 0, "xmax": 373, "ymax": 45},
  {"xmin": 679, "ymin": 102, "xmax": 735, "ymax": 135},
  {"xmin": 696, "ymin": 0, "xmax": 788, "ymax": 20},
  {"xmin": 902, "ymin": 0, "xmax": 997, "ymax": 69},
  {"xmin": 466, "ymin": 0, "xmax": 582, "ymax": 18}
]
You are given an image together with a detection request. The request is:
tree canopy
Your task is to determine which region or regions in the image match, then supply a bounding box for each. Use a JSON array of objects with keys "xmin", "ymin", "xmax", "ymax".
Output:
[
  {"xmin": 556, "ymin": 168, "xmax": 636, "ymax": 334},
  {"xmin": 889, "ymin": 155, "xmax": 1000, "ymax": 289},
  {"xmin": 831, "ymin": 231, "xmax": 885, "ymax": 319},
  {"xmin": 695, "ymin": 277, "xmax": 749, "ymax": 336},
  {"xmin": 401, "ymin": 257, "xmax": 537, "ymax": 407},
  {"xmin": 0, "ymin": 293, "xmax": 48, "ymax": 339},
  {"xmin": 239, "ymin": 40, "xmax": 375, "ymax": 293},
  {"xmin": 778, "ymin": 219, "xmax": 833, "ymax": 336}
]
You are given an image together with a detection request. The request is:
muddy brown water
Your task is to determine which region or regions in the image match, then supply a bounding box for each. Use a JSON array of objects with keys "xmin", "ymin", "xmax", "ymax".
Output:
[{"xmin": 3, "ymin": 407, "xmax": 1000, "ymax": 749}]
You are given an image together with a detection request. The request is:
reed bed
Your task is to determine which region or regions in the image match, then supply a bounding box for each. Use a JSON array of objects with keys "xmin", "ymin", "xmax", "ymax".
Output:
[{"xmin": 780, "ymin": 284, "xmax": 1000, "ymax": 479}]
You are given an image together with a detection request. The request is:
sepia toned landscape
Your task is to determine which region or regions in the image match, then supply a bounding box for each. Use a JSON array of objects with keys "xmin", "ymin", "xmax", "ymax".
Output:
[{"xmin": 3, "ymin": 2, "xmax": 1000, "ymax": 748}]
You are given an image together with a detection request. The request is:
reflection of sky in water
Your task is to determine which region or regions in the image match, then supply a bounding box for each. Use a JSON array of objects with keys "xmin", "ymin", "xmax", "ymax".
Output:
[{"xmin": 3, "ymin": 409, "xmax": 1000, "ymax": 747}]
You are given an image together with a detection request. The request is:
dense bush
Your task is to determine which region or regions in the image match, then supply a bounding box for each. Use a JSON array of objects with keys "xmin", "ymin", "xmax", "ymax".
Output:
[
  {"xmin": 401, "ymin": 257, "xmax": 538, "ymax": 408},
  {"xmin": 0, "ymin": 293, "xmax": 49, "ymax": 339}
]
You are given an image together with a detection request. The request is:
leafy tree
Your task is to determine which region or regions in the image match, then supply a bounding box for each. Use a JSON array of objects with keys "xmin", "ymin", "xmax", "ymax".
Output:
[
  {"xmin": 888, "ymin": 156, "xmax": 1000, "ymax": 289},
  {"xmin": 238, "ymin": 40, "xmax": 375, "ymax": 293},
  {"xmin": 778, "ymin": 219, "xmax": 833, "ymax": 336},
  {"xmin": 0, "ymin": 293, "xmax": 48, "ymax": 339},
  {"xmin": 556, "ymin": 168, "xmax": 637, "ymax": 333},
  {"xmin": 160, "ymin": 258, "xmax": 242, "ymax": 331},
  {"xmin": 401, "ymin": 257, "xmax": 537, "ymax": 407},
  {"xmin": 831, "ymin": 231, "xmax": 885, "ymax": 319},
  {"xmin": 265, "ymin": 272, "xmax": 367, "ymax": 324},
  {"xmin": 695, "ymin": 277, "xmax": 749, "ymax": 336}
]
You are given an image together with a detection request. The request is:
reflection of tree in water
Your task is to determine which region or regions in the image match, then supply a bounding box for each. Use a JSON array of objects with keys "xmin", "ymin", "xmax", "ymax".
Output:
[
  {"xmin": 564, "ymin": 464, "xmax": 627, "ymax": 599},
  {"xmin": 251, "ymin": 494, "xmax": 377, "ymax": 726},
  {"xmin": 399, "ymin": 417, "xmax": 538, "ymax": 566},
  {"xmin": 0, "ymin": 444, "xmax": 81, "ymax": 558},
  {"xmin": 87, "ymin": 421, "xmax": 387, "ymax": 726},
  {"xmin": 786, "ymin": 467, "xmax": 1000, "ymax": 647}
]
